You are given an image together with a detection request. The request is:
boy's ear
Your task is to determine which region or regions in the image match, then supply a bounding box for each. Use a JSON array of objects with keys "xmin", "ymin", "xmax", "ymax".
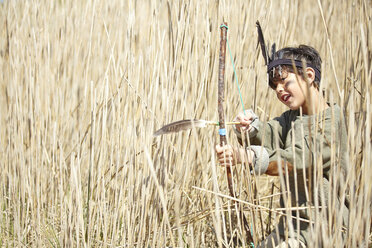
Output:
[{"xmin": 305, "ymin": 67, "xmax": 316, "ymax": 84}]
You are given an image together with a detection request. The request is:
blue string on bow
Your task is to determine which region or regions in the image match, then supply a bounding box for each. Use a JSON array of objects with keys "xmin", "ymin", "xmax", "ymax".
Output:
[{"xmin": 220, "ymin": 24, "xmax": 246, "ymax": 114}]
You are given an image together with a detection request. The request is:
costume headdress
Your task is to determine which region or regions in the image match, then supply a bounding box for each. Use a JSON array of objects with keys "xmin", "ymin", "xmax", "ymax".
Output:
[{"xmin": 256, "ymin": 21, "xmax": 321, "ymax": 88}]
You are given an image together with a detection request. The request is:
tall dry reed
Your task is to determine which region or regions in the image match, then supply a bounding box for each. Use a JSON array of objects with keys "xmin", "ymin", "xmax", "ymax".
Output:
[{"xmin": 0, "ymin": 0, "xmax": 371, "ymax": 247}]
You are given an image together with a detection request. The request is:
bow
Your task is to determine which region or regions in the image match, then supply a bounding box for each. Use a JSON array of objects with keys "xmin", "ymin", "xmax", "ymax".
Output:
[
  {"xmin": 218, "ymin": 23, "xmax": 254, "ymax": 245},
  {"xmin": 153, "ymin": 23, "xmax": 254, "ymax": 245}
]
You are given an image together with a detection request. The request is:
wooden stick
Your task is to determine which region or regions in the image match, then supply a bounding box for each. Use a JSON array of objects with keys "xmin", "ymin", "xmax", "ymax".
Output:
[{"xmin": 217, "ymin": 22, "xmax": 254, "ymax": 245}]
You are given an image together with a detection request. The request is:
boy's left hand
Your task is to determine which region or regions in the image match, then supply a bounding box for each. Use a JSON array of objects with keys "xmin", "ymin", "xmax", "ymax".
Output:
[
  {"xmin": 215, "ymin": 144, "xmax": 240, "ymax": 167},
  {"xmin": 215, "ymin": 144, "xmax": 255, "ymax": 168}
]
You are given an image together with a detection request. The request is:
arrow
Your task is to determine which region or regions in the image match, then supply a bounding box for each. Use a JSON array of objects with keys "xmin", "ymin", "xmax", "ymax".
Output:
[{"xmin": 153, "ymin": 119, "xmax": 240, "ymax": 136}]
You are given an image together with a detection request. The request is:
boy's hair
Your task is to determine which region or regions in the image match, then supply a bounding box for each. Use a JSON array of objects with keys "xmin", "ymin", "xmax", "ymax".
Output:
[{"xmin": 268, "ymin": 45, "xmax": 322, "ymax": 89}]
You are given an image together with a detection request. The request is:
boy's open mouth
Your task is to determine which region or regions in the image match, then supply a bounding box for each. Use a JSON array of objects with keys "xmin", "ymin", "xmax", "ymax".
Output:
[{"xmin": 281, "ymin": 94, "xmax": 291, "ymax": 102}]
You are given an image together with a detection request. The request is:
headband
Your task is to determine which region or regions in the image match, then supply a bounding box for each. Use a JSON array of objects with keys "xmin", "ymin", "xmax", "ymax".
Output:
[{"xmin": 267, "ymin": 59, "xmax": 321, "ymax": 82}]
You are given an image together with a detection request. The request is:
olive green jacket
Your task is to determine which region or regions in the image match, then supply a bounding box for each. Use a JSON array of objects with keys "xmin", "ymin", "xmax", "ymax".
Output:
[{"xmin": 236, "ymin": 104, "xmax": 350, "ymax": 246}]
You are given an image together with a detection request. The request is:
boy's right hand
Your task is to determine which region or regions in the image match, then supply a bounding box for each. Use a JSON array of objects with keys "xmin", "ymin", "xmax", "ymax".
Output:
[{"xmin": 234, "ymin": 110, "xmax": 255, "ymax": 132}]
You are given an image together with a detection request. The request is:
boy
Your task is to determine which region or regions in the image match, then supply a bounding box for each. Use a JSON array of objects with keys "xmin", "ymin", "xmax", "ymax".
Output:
[{"xmin": 216, "ymin": 45, "xmax": 349, "ymax": 247}]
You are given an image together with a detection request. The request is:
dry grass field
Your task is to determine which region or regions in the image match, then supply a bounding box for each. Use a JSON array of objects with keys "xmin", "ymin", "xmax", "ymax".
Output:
[{"xmin": 0, "ymin": 0, "xmax": 371, "ymax": 247}]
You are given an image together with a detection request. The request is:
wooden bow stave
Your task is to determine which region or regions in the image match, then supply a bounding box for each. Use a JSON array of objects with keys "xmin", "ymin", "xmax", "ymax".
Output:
[{"xmin": 217, "ymin": 23, "xmax": 254, "ymax": 245}]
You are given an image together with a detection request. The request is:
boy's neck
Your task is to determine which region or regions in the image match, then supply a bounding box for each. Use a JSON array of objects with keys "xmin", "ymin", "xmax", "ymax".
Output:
[{"xmin": 302, "ymin": 88, "xmax": 328, "ymax": 115}]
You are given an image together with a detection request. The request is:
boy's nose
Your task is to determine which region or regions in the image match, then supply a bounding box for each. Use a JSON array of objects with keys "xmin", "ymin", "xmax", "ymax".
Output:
[{"xmin": 276, "ymin": 84, "xmax": 284, "ymax": 93}]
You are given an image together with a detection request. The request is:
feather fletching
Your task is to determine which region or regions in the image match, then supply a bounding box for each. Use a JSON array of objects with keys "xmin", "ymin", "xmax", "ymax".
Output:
[
  {"xmin": 153, "ymin": 119, "xmax": 209, "ymax": 136},
  {"xmin": 153, "ymin": 119, "xmax": 239, "ymax": 136}
]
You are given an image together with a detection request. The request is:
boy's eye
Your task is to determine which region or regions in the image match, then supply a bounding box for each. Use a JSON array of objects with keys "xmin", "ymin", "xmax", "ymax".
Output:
[
  {"xmin": 285, "ymin": 80, "xmax": 293, "ymax": 87},
  {"xmin": 271, "ymin": 81, "xmax": 279, "ymax": 89}
]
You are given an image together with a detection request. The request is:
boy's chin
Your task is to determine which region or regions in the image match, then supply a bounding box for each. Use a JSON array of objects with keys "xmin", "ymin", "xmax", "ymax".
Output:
[
  {"xmin": 287, "ymin": 103, "xmax": 301, "ymax": 110},
  {"xmin": 280, "ymin": 99, "xmax": 301, "ymax": 110}
]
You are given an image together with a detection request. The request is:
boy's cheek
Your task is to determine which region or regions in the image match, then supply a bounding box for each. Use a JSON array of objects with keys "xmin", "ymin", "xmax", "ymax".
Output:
[{"xmin": 276, "ymin": 94, "xmax": 283, "ymax": 103}]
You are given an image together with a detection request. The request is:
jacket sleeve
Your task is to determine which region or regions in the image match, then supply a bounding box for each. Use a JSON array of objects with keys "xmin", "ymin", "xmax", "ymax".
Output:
[
  {"xmin": 234, "ymin": 110, "xmax": 289, "ymax": 149},
  {"xmin": 234, "ymin": 108, "xmax": 345, "ymax": 171},
  {"xmin": 234, "ymin": 110, "xmax": 290, "ymax": 173},
  {"xmin": 264, "ymin": 109, "xmax": 342, "ymax": 171}
]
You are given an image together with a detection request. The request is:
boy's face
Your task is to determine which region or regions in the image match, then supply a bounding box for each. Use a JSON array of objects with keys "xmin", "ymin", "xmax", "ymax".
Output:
[{"xmin": 272, "ymin": 69, "xmax": 311, "ymax": 112}]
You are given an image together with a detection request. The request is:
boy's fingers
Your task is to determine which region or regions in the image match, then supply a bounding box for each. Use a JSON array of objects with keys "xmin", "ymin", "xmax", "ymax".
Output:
[
  {"xmin": 216, "ymin": 145, "xmax": 234, "ymax": 160},
  {"xmin": 219, "ymin": 157, "xmax": 233, "ymax": 166},
  {"xmin": 240, "ymin": 119, "xmax": 252, "ymax": 125},
  {"xmin": 215, "ymin": 145, "xmax": 236, "ymax": 164},
  {"xmin": 219, "ymin": 155, "xmax": 233, "ymax": 161},
  {"xmin": 235, "ymin": 113, "xmax": 253, "ymax": 130},
  {"xmin": 216, "ymin": 145, "xmax": 229, "ymax": 153},
  {"xmin": 235, "ymin": 114, "xmax": 248, "ymax": 122},
  {"xmin": 215, "ymin": 145, "xmax": 222, "ymax": 153}
]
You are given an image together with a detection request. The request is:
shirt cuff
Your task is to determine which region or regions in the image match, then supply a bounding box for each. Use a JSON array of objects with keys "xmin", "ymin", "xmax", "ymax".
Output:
[{"xmin": 249, "ymin": 145, "xmax": 269, "ymax": 175}]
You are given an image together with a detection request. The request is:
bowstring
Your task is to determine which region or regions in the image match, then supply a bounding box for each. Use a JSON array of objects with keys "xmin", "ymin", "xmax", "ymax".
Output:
[{"xmin": 220, "ymin": 24, "xmax": 246, "ymax": 114}]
